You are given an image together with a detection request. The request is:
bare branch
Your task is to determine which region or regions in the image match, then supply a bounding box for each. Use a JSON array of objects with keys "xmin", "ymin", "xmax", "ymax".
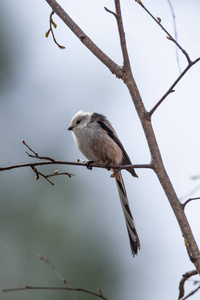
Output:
[
  {"xmin": 0, "ymin": 140, "xmax": 152, "ymax": 185},
  {"xmin": 45, "ymin": 0, "xmax": 123, "ymax": 78},
  {"xmin": 30, "ymin": 166, "xmax": 74, "ymax": 186},
  {"xmin": 17, "ymin": 0, "xmax": 200, "ymax": 274},
  {"xmin": 31, "ymin": 165, "xmax": 54, "ymax": 185},
  {"xmin": 38, "ymin": 255, "xmax": 79, "ymax": 300},
  {"xmin": 181, "ymin": 197, "xmax": 200, "ymax": 210},
  {"xmin": 0, "ymin": 139, "xmax": 151, "ymax": 174},
  {"xmin": 148, "ymin": 57, "xmax": 200, "ymax": 116},
  {"xmin": 135, "ymin": 1, "xmax": 200, "ymax": 116},
  {"xmin": 2, "ymin": 286, "xmax": 108, "ymax": 300},
  {"xmin": 2, "ymin": 255, "xmax": 108, "ymax": 300},
  {"xmin": 0, "ymin": 160, "xmax": 152, "ymax": 172},
  {"xmin": 114, "ymin": 0, "xmax": 132, "ymax": 75},
  {"xmin": 22, "ymin": 139, "xmax": 39, "ymax": 156},
  {"xmin": 178, "ymin": 270, "xmax": 198, "ymax": 299},
  {"xmin": 39, "ymin": 255, "xmax": 69, "ymax": 284},
  {"xmin": 104, "ymin": 7, "xmax": 117, "ymax": 19},
  {"xmin": 180, "ymin": 174, "xmax": 200, "ymax": 201},
  {"xmin": 45, "ymin": 10, "xmax": 66, "ymax": 49},
  {"xmin": 135, "ymin": 0, "xmax": 191, "ymax": 64}
]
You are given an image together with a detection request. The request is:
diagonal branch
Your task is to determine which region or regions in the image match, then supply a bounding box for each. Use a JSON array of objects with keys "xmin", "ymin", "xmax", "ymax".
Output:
[
  {"xmin": 134, "ymin": 1, "xmax": 200, "ymax": 117},
  {"xmin": 39, "ymin": 255, "xmax": 79, "ymax": 300},
  {"xmin": 135, "ymin": 0, "xmax": 191, "ymax": 64},
  {"xmin": 182, "ymin": 284, "xmax": 200, "ymax": 300},
  {"xmin": 148, "ymin": 57, "xmax": 200, "ymax": 116},
  {"xmin": 45, "ymin": 0, "xmax": 123, "ymax": 78},
  {"xmin": 114, "ymin": 0, "xmax": 132, "ymax": 75},
  {"xmin": 2, "ymin": 255, "xmax": 108, "ymax": 300}
]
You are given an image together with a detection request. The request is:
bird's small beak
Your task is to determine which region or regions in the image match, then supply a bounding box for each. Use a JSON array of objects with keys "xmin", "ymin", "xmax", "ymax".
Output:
[{"xmin": 68, "ymin": 126, "xmax": 73, "ymax": 131}]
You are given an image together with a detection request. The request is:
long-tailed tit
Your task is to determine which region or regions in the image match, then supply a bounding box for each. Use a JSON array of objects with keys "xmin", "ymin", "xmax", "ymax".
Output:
[{"xmin": 68, "ymin": 110, "xmax": 140, "ymax": 256}]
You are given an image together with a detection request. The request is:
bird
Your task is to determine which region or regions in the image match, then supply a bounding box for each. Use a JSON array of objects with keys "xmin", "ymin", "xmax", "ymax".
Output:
[{"xmin": 68, "ymin": 110, "xmax": 140, "ymax": 256}]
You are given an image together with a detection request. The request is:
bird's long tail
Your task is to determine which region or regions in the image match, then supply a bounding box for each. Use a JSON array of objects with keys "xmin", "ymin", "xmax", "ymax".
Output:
[{"xmin": 113, "ymin": 170, "xmax": 140, "ymax": 256}]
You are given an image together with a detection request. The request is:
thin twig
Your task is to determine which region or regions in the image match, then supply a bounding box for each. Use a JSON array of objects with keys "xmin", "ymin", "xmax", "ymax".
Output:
[
  {"xmin": 148, "ymin": 57, "xmax": 200, "ymax": 116},
  {"xmin": 21, "ymin": 142, "xmax": 74, "ymax": 185},
  {"xmin": 114, "ymin": 0, "xmax": 132, "ymax": 75},
  {"xmin": 45, "ymin": 10, "xmax": 66, "ymax": 49},
  {"xmin": 22, "ymin": 139, "xmax": 38, "ymax": 156},
  {"xmin": 22, "ymin": 139, "xmax": 55, "ymax": 162},
  {"xmin": 181, "ymin": 197, "xmax": 200, "ymax": 210},
  {"xmin": 45, "ymin": 0, "xmax": 123, "ymax": 78},
  {"xmin": 135, "ymin": 0, "xmax": 191, "ymax": 64},
  {"xmin": 26, "ymin": 153, "xmax": 56, "ymax": 162},
  {"xmin": 30, "ymin": 166, "xmax": 74, "ymax": 186},
  {"xmin": 39, "ymin": 255, "xmax": 68, "ymax": 284},
  {"xmin": 0, "ymin": 140, "xmax": 154, "ymax": 173},
  {"xmin": 182, "ymin": 284, "xmax": 200, "ymax": 300},
  {"xmin": 47, "ymin": 171, "xmax": 74, "ymax": 178},
  {"xmin": 180, "ymin": 184, "xmax": 200, "ymax": 202},
  {"xmin": 2, "ymin": 286, "xmax": 109, "ymax": 300},
  {"xmin": 104, "ymin": 7, "xmax": 117, "ymax": 19},
  {"xmin": 135, "ymin": 1, "xmax": 200, "ymax": 116},
  {"xmin": 31, "ymin": 165, "xmax": 54, "ymax": 185},
  {"xmin": 0, "ymin": 140, "xmax": 152, "ymax": 184},
  {"xmin": 178, "ymin": 269, "xmax": 198, "ymax": 299},
  {"xmin": 0, "ymin": 160, "xmax": 152, "ymax": 172},
  {"xmin": 167, "ymin": 0, "xmax": 181, "ymax": 73},
  {"xmin": 5, "ymin": 255, "xmax": 108, "ymax": 300},
  {"xmin": 39, "ymin": 255, "xmax": 79, "ymax": 300}
]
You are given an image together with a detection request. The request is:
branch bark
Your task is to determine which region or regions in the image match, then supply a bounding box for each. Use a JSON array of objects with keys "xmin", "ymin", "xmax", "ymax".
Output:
[
  {"xmin": 43, "ymin": 0, "xmax": 200, "ymax": 272},
  {"xmin": 109, "ymin": 0, "xmax": 200, "ymax": 270},
  {"xmin": 0, "ymin": 160, "xmax": 152, "ymax": 172},
  {"xmin": 45, "ymin": 0, "xmax": 123, "ymax": 78}
]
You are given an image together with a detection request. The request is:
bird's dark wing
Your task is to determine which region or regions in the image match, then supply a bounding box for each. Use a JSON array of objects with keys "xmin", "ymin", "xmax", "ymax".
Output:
[{"xmin": 90, "ymin": 113, "xmax": 138, "ymax": 177}]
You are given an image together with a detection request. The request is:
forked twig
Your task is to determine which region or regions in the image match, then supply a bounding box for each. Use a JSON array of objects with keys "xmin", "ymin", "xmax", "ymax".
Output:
[
  {"xmin": 134, "ymin": 1, "xmax": 200, "ymax": 117},
  {"xmin": 39, "ymin": 255, "xmax": 79, "ymax": 300},
  {"xmin": 135, "ymin": 0, "xmax": 191, "ymax": 64},
  {"xmin": 0, "ymin": 140, "xmax": 152, "ymax": 175},
  {"xmin": 22, "ymin": 140, "xmax": 74, "ymax": 185},
  {"xmin": 45, "ymin": 10, "xmax": 65, "ymax": 49},
  {"xmin": 2, "ymin": 255, "xmax": 108, "ymax": 300}
]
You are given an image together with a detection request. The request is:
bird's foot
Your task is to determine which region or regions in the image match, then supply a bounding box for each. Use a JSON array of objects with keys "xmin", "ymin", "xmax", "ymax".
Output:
[
  {"xmin": 105, "ymin": 161, "xmax": 112, "ymax": 171},
  {"xmin": 86, "ymin": 160, "xmax": 94, "ymax": 170}
]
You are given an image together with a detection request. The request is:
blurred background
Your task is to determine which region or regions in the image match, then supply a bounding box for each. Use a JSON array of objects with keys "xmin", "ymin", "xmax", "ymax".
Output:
[{"xmin": 1, "ymin": 0, "xmax": 200, "ymax": 299}]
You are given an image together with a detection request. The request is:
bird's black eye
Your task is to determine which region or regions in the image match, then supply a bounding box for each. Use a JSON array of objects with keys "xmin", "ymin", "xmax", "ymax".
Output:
[{"xmin": 76, "ymin": 120, "xmax": 80, "ymax": 124}]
